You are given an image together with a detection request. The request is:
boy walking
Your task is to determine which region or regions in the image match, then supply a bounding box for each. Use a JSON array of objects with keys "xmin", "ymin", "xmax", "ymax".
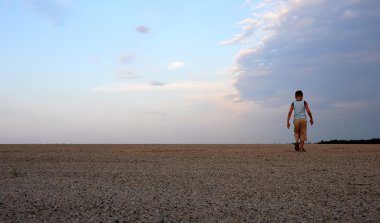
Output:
[{"xmin": 287, "ymin": 90, "xmax": 314, "ymax": 152}]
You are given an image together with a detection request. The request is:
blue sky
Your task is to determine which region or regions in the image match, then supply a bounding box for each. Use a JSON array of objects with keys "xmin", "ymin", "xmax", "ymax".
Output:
[{"xmin": 1, "ymin": 0, "xmax": 379, "ymax": 143}]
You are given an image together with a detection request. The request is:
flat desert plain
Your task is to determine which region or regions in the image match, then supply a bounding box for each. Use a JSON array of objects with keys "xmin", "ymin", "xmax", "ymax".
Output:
[{"xmin": 1, "ymin": 144, "xmax": 379, "ymax": 222}]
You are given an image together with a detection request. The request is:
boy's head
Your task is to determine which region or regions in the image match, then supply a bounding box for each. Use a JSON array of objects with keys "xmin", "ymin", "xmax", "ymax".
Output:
[{"xmin": 295, "ymin": 90, "xmax": 303, "ymax": 100}]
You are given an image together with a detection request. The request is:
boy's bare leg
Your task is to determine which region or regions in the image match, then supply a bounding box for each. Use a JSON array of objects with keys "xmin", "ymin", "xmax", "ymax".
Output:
[
  {"xmin": 300, "ymin": 140, "xmax": 305, "ymax": 152},
  {"xmin": 294, "ymin": 134, "xmax": 300, "ymax": 151}
]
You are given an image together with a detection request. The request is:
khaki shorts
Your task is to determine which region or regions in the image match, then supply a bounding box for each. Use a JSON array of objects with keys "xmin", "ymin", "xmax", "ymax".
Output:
[{"xmin": 294, "ymin": 118, "xmax": 307, "ymax": 141}]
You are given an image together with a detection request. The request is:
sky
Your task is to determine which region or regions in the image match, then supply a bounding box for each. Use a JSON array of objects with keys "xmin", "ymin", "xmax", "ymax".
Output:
[{"xmin": 0, "ymin": 0, "xmax": 379, "ymax": 143}]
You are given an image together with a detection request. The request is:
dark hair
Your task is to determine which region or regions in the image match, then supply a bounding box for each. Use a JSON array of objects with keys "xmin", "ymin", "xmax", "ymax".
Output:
[{"xmin": 295, "ymin": 90, "xmax": 303, "ymax": 97}]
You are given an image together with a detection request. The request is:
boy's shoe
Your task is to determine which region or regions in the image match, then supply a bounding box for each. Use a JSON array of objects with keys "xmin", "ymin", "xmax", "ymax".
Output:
[
  {"xmin": 294, "ymin": 143, "xmax": 300, "ymax": 151},
  {"xmin": 300, "ymin": 148, "xmax": 306, "ymax": 152}
]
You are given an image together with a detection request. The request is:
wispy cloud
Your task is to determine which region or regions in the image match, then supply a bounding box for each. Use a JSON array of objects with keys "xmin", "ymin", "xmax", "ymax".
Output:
[
  {"xmin": 220, "ymin": 19, "xmax": 257, "ymax": 45},
  {"xmin": 168, "ymin": 61, "xmax": 186, "ymax": 70},
  {"xmin": 27, "ymin": 0, "xmax": 71, "ymax": 25},
  {"xmin": 91, "ymin": 81, "xmax": 254, "ymax": 115},
  {"xmin": 118, "ymin": 53, "xmax": 133, "ymax": 64},
  {"xmin": 136, "ymin": 25, "xmax": 151, "ymax": 34},
  {"xmin": 221, "ymin": 0, "xmax": 288, "ymax": 46},
  {"xmin": 92, "ymin": 81, "xmax": 228, "ymax": 93},
  {"xmin": 149, "ymin": 81, "xmax": 165, "ymax": 86},
  {"xmin": 115, "ymin": 70, "xmax": 139, "ymax": 80}
]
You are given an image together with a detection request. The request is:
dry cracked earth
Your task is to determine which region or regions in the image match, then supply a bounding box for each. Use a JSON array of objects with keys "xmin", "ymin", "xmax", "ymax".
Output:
[{"xmin": 1, "ymin": 144, "xmax": 379, "ymax": 222}]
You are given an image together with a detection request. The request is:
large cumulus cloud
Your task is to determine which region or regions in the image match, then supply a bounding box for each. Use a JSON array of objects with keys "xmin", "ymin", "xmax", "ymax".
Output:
[{"xmin": 226, "ymin": 0, "xmax": 380, "ymax": 106}]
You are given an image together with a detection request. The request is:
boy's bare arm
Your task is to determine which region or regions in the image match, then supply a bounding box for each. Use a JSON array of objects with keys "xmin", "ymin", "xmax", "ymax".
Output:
[
  {"xmin": 287, "ymin": 103, "xmax": 294, "ymax": 129},
  {"xmin": 305, "ymin": 101, "xmax": 314, "ymax": 125}
]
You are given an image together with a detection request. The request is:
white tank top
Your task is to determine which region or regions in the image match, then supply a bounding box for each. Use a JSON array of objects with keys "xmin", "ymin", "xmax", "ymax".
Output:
[{"xmin": 293, "ymin": 100, "xmax": 306, "ymax": 120}]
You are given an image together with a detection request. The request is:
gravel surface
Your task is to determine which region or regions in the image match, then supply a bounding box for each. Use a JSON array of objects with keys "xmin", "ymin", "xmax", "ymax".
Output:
[{"xmin": 1, "ymin": 144, "xmax": 379, "ymax": 222}]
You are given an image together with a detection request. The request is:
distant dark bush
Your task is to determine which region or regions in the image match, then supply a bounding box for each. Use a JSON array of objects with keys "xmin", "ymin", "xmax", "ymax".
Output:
[{"xmin": 317, "ymin": 138, "xmax": 380, "ymax": 144}]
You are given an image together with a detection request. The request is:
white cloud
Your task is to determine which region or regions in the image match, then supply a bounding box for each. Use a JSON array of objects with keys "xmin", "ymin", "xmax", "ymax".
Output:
[
  {"xmin": 168, "ymin": 61, "xmax": 186, "ymax": 70},
  {"xmin": 221, "ymin": 0, "xmax": 380, "ymax": 140},
  {"xmin": 220, "ymin": 19, "xmax": 257, "ymax": 45},
  {"xmin": 225, "ymin": 0, "xmax": 380, "ymax": 106},
  {"xmin": 221, "ymin": 0, "xmax": 288, "ymax": 46}
]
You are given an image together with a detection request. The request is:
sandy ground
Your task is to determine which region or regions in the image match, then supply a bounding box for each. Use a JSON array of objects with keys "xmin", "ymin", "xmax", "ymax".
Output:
[{"xmin": 0, "ymin": 144, "xmax": 379, "ymax": 222}]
